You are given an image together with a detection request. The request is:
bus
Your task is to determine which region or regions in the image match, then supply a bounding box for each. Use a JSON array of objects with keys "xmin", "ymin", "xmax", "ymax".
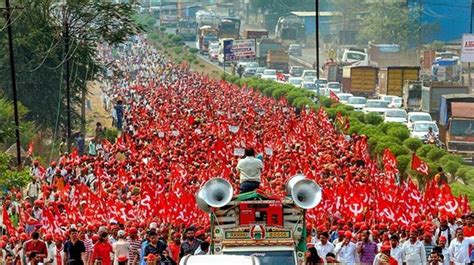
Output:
[{"xmin": 218, "ymin": 17, "xmax": 241, "ymax": 39}]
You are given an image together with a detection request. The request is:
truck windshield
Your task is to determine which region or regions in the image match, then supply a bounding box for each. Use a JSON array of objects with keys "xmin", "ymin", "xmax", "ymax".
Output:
[
  {"xmin": 225, "ymin": 251, "xmax": 296, "ymax": 265},
  {"xmin": 450, "ymin": 119, "xmax": 474, "ymax": 136}
]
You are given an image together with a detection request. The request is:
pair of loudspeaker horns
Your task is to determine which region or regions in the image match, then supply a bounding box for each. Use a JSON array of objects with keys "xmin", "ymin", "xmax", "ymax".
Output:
[{"xmin": 196, "ymin": 174, "xmax": 322, "ymax": 212}]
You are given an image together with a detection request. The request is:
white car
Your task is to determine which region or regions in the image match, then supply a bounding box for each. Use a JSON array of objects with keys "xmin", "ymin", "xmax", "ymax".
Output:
[
  {"xmin": 388, "ymin": 96, "xmax": 403, "ymax": 108},
  {"xmin": 255, "ymin": 67, "xmax": 265, "ymax": 78},
  {"xmin": 347, "ymin": 96, "xmax": 367, "ymax": 111},
  {"xmin": 301, "ymin": 82, "xmax": 317, "ymax": 90},
  {"xmin": 302, "ymin": 70, "xmax": 317, "ymax": 80},
  {"xmin": 410, "ymin": 121, "xmax": 439, "ymax": 139},
  {"xmin": 336, "ymin": 93, "xmax": 353, "ymax": 103},
  {"xmin": 327, "ymin": 82, "xmax": 342, "ymax": 92},
  {"xmin": 287, "ymin": 77, "xmax": 304, "ymax": 87},
  {"xmin": 384, "ymin": 109, "xmax": 408, "ymax": 124},
  {"xmin": 363, "ymin": 100, "xmax": 390, "ymax": 115},
  {"xmin": 315, "ymin": 78, "xmax": 328, "ymax": 88},
  {"xmin": 407, "ymin": 112, "xmax": 432, "ymax": 130},
  {"xmin": 261, "ymin": 69, "xmax": 277, "ymax": 80}
]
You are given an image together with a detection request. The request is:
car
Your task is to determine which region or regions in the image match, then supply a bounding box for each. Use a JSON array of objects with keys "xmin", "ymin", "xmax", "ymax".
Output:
[
  {"xmin": 347, "ymin": 96, "xmax": 367, "ymax": 111},
  {"xmin": 363, "ymin": 100, "xmax": 390, "ymax": 115},
  {"xmin": 410, "ymin": 121, "xmax": 439, "ymax": 139},
  {"xmin": 288, "ymin": 44, "xmax": 302, "ymax": 56},
  {"xmin": 300, "ymin": 82, "xmax": 317, "ymax": 90},
  {"xmin": 327, "ymin": 82, "xmax": 342, "ymax": 92},
  {"xmin": 262, "ymin": 76, "xmax": 277, "ymax": 81},
  {"xmin": 407, "ymin": 112, "xmax": 432, "ymax": 130},
  {"xmin": 336, "ymin": 93, "xmax": 353, "ymax": 104},
  {"xmin": 255, "ymin": 67, "xmax": 265, "ymax": 78},
  {"xmin": 244, "ymin": 62, "xmax": 259, "ymax": 70},
  {"xmin": 208, "ymin": 42, "xmax": 219, "ymax": 51},
  {"xmin": 289, "ymin": 66, "xmax": 305, "ymax": 77},
  {"xmin": 208, "ymin": 48, "xmax": 219, "ymax": 61},
  {"xmin": 243, "ymin": 67, "xmax": 257, "ymax": 77},
  {"xmin": 384, "ymin": 109, "xmax": 408, "ymax": 124},
  {"xmin": 304, "ymin": 76, "xmax": 317, "ymax": 83},
  {"xmin": 388, "ymin": 96, "xmax": 403, "ymax": 108},
  {"xmin": 314, "ymin": 78, "xmax": 328, "ymax": 88},
  {"xmin": 287, "ymin": 77, "xmax": 304, "ymax": 87},
  {"xmin": 261, "ymin": 69, "xmax": 277, "ymax": 80},
  {"xmin": 302, "ymin": 70, "xmax": 317, "ymax": 80}
]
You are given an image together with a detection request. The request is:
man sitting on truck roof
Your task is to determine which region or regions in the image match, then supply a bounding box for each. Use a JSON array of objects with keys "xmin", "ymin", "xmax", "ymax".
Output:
[{"xmin": 237, "ymin": 148, "xmax": 264, "ymax": 193}]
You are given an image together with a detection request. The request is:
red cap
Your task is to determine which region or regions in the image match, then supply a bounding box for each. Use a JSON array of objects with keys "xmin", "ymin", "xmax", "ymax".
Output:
[
  {"xmin": 117, "ymin": 255, "xmax": 128, "ymax": 262},
  {"xmin": 381, "ymin": 244, "xmax": 391, "ymax": 252},
  {"xmin": 146, "ymin": 254, "xmax": 157, "ymax": 261},
  {"xmin": 91, "ymin": 234, "xmax": 100, "ymax": 241},
  {"xmin": 20, "ymin": 233, "xmax": 28, "ymax": 241},
  {"xmin": 45, "ymin": 234, "xmax": 53, "ymax": 241},
  {"xmin": 344, "ymin": 231, "xmax": 352, "ymax": 238},
  {"xmin": 129, "ymin": 228, "xmax": 138, "ymax": 234},
  {"xmin": 439, "ymin": 236, "xmax": 447, "ymax": 243},
  {"xmin": 423, "ymin": 231, "xmax": 432, "ymax": 237}
]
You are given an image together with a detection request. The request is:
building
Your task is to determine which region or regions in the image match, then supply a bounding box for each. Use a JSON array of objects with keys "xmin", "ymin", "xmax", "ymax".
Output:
[{"xmin": 290, "ymin": 11, "xmax": 340, "ymax": 41}]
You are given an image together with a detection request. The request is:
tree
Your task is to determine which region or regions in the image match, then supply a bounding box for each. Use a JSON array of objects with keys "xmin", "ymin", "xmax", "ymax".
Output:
[
  {"xmin": 0, "ymin": 0, "xmax": 141, "ymax": 134},
  {"xmin": 0, "ymin": 95, "xmax": 36, "ymax": 151}
]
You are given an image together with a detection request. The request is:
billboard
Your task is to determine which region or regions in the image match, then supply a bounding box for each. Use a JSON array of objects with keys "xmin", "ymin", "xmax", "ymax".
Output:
[
  {"xmin": 223, "ymin": 39, "xmax": 256, "ymax": 62},
  {"xmin": 461, "ymin": 34, "xmax": 474, "ymax": 62}
]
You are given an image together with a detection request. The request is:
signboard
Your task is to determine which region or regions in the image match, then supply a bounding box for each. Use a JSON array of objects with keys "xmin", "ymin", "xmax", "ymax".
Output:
[
  {"xmin": 461, "ymin": 34, "xmax": 474, "ymax": 62},
  {"xmin": 223, "ymin": 39, "xmax": 256, "ymax": 62}
]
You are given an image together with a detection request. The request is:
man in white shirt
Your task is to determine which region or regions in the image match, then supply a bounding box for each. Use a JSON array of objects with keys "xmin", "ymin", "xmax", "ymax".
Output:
[
  {"xmin": 437, "ymin": 236, "xmax": 450, "ymax": 265},
  {"xmin": 316, "ymin": 232, "xmax": 335, "ymax": 264},
  {"xmin": 44, "ymin": 234, "xmax": 56, "ymax": 265},
  {"xmin": 335, "ymin": 231, "xmax": 357, "ymax": 265},
  {"xmin": 113, "ymin": 230, "xmax": 130, "ymax": 265},
  {"xmin": 401, "ymin": 229, "xmax": 427, "ymax": 265},
  {"xmin": 390, "ymin": 235, "xmax": 404, "ymax": 265},
  {"xmin": 237, "ymin": 148, "xmax": 263, "ymax": 193},
  {"xmin": 448, "ymin": 228, "xmax": 474, "ymax": 265}
]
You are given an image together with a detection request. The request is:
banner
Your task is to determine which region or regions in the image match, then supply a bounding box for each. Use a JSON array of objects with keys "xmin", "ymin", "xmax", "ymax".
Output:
[
  {"xmin": 223, "ymin": 39, "xmax": 256, "ymax": 62},
  {"xmin": 461, "ymin": 34, "xmax": 474, "ymax": 62}
]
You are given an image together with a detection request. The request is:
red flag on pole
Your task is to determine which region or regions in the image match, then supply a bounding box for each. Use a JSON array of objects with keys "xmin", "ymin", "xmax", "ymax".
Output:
[
  {"xmin": 411, "ymin": 153, "xmax": 429, "ymax": 176},
  {"xmin": 27, "ymin": 142, "xmax": 34, "ymax": 157},
  {"xmin": 329, "ymin": 90, "xmax": 339, "ymax": 103}
]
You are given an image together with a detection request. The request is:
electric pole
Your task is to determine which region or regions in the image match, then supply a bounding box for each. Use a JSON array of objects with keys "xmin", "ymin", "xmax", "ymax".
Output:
[
  {"xmin": 469, "ymin": 0, "xmax": 473, "ymax": 88},
  {"xmin": 63, "ymin": 5, "xmax": 72, "ymax": 152},
  {"xmin": 3, "ymin": 0, "xmax": 22, "ymax": 166},
  {"xmin": 316, "ymin": 0, "xmax": 320, "ymax": 102}
]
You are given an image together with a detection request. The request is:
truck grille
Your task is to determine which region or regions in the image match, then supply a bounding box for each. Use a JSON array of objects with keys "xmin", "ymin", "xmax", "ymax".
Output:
[{"xmin": 448, "ymin": 141, "xmax": 474, "ymax": 153}]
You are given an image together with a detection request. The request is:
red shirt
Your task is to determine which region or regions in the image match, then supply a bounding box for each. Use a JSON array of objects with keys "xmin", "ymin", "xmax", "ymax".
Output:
[
  {"xmin": 24, "ymin": 240, "xmax": 48, "ymax": 262},
  {"xmin": 463, "ymin": 225, "xmax": 474, "ymax": 237},
  {"xmin": 91, "ymin": 241, "xmax": 113, "ymax": 265},
  {"xmin": 168, "ymin": 242, "xmax": 180, "ymax": 264}
]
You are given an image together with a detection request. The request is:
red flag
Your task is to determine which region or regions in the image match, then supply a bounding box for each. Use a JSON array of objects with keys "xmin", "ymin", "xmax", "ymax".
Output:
[
  {"xmin": 382, "ymin": 149, "xmax": 399, "ymax": 180},
  {"xmin": 276, "ymin": 72, "xmax": 286, "ymax": 82},
  {"xmin": 411, "ymin": 153, "xmax": 429, "ymax": 176},
  {"xmin": 2, "ymin": 205, "xmax": 16, "ymax": 236},
  {"xmin": 329, "ymin": 90, "xmax": 339, "ymax": 103}
]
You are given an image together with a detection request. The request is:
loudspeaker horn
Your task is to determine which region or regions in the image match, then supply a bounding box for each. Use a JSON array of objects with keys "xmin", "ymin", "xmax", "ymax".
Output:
[{"xmin": 286, "ymin": 174, "xmax": 322, "ymax": 209}]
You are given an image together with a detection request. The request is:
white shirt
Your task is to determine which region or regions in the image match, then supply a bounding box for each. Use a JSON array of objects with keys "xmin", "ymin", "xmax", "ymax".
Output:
[
  {"xmin": 46, "ymin": 242, "xmax": 56, "ymax": 265},
  {"xmin": 441, "ymin": 246, "xmax": 450, "ymax": 265},
  {"xmin": 237, "ymin": 156, "xmax": 263, "ymax": 183},
  {"xmin": 335, "ymin": 241, "xmax": 357, "ymax": 265},
  {"xmin": 373, "ymin": 253, "xmax": 389, "ymax": 265},
  {"xmin": 316, "ymin": 241, "xmax": 335, "ymax": 264},
  {"xmin": 448, "ymin": 236, "xmax": 474, "ymax": 264},
  {"xmin": 401, "ymin": 240, "xmax": 427, "ymax": 265},
  {"xmin": 390, "ymin": 245, "xmax": 404, "ymax": 265},
  {"xmin": 112, "ymin": 239, "xmax": 130, "ymax": 265}
]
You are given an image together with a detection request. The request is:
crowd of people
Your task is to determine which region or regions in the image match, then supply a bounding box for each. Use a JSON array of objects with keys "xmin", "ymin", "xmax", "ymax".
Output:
[{"xmin": 1, "ymin": 35, "xmax": 472, "ymax": 264}]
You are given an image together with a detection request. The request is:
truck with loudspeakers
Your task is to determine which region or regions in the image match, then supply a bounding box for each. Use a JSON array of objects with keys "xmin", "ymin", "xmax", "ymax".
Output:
[{"xmin": 196, "ymin": 175, "xmax": 322, "ymax": 265}]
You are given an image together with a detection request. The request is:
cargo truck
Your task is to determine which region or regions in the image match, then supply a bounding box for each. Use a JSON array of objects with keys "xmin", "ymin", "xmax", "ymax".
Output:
[
  {"xmin": 196, "ymin": 176, "xmax": 322, "ymax": 265},
  {"xmin": 368, "ymin": 43, "xmax": 401, "ymax": 67},
  {"xmin": 342, "ymin": 66, "xmax": 378, "ymax": 97},
  {"xmin": 378, "ymin": 67, "xmax": 420, "ymax": 97},
  {"xmin": 267, "ymin": 50, "xmax": 289, "ymax": 73},
  {"xmin": 243, "ymin": 29, "xmax": 269, "ymax": 40},
  {"xmin": 402, "ymin": 81, "xmax": 422, "ymax": 112},
  {"xmin": 197, "ymin": 26, "xmax": 218, "ymax": 54},
  {"xmin": 439, "ymin": 95, "xmax": 474, "ymax": 156},
  {"xmin": 421, "ymin": 83, "xmax": 470, "ymax": 117},
  {"xmin": 256, "ymin": 39, "xmax": 283, "ymax": 68}
]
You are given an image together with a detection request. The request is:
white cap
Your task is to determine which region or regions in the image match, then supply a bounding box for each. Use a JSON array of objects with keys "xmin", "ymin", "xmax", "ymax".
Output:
[
  {"xmin": 149, "ymin": 222, "xmax": 157, "ymax": 229},
  {"xmin": 118, "ymin": 230, "xmax": 125, "ymax": 237}
]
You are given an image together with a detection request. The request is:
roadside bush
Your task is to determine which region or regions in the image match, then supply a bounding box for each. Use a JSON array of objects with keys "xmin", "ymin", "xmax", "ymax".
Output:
[
  {"xmin": 160, "ymin": 26, "xmax": 166, "ymax": 32},
  {"xmin": 386, "ymin": 126, "xmax": 410, "ymax": 141},
  {"xmin": 272, "ymin": 88, "xmax": 289, "ymax": 100},
  {"xmin": 173, "ymin": 47, "xmax": 183, "ymax": 54},
  {"xmin": 426, "ymin": 148, "xmax": 448, "ymax": 161},
  {"xmin": 403, "ymin": 138, "xmax": 423, "ymax": 152},
  {"xmin": 416, "ymin": 144, "xmax": 437, "ymax": 158},
  {"xmin": 320, "ymin": 96, "xmax": 332, "ymax": 108},
  {"xmin": 349, "ymin": 111, "xmax": 365, "ymax": 123},
  {"xmin": 396, "ymin": 154, "xmax": 411, "ymax": 174},
  {"xmin": 286, "ymin": 91, "xmax": 305, "ymax": 104},
  {"xmin": 189, "ymin": 48, "xmax": 199, "ymax": 54},
  {"xmin": 364, "ymin": 113, "xmax": 384, "ymax": 125},
  {"xmin": 171, "ymin": 35, "xmax": 183, "ymax": 44},
  {"xmin": 293, "ymin": 97, "xmax": 314, "ymax": 108},
  {"xmin": 263, "ymin": 86, "xmax": 276, "ymax": 97},
  {"xmin": 443, "ymin": 161, "xmax": 462, "ymax": 176}
]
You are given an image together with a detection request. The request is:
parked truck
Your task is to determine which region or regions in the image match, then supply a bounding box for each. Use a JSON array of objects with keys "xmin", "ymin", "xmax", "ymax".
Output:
[
  {"xmin": 439, "ymin": 94, "xmax": 474, "ymax": 156},
  {"xmin": 267, "ymin": 50, "xmax": 289, "ymax": 73},
  {"xmin": 342, "ymin": 66, "xmax": 378, "ymax": 97},
  {"xmin": 378, "ymin": 67, "xmax": 420, "ymax": 97},
  {"xmin": 421, "ymin": 83, "xmax": 470, "ymax": 117},
  {"xmin": 196, "ymin": 176, "xmax": 321, "ymax": 265},
  {"xmin": 368, "ymin": 43, "xmax": 401, "ymax": 67}
]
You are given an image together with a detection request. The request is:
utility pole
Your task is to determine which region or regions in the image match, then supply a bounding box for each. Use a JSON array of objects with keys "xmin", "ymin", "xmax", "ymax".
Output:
[
  {"xmin": 63, "ymin": 6, "xmax": 72, "ymax": 153},
  {"xmin": 3, "ymin": 0, "xmax": 22, "ymax": 166},
  {"xmin": 316, "ymin": 0, "xmax": 320, "ymax": 102}
]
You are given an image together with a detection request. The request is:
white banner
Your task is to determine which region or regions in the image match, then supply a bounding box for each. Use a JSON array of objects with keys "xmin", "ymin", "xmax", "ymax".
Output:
[
  {"xmin": 225, "ymin": 39, "xmax": 256, "ymax": 62},
  {"xmin": 461, "ymin": 34, "xmax": 474, "ymax": 62}
]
